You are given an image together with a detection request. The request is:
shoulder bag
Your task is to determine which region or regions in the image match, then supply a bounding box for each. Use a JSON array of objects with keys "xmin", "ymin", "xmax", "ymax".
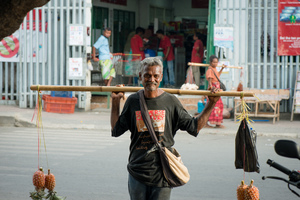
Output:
[
  {"xmin": 138, "ymin": 90, "xmax": 190, "ymax": 187},
  {"xmin": 209, "ymin": 68, "xmax": 226, "ymax": 91}
]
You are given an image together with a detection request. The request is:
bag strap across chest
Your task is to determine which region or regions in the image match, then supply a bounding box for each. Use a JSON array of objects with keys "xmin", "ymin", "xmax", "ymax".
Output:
[
  {"xmin": 209, "ymin": 67, "xmax": 221, "ymax": 83},
  {"xmin": 138, "ymin": 90, "xmax": 162, "ymax": 150}
]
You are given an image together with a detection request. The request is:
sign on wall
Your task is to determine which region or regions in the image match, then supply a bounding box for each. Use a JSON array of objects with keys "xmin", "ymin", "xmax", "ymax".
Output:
[
  {"xmin": 214, "ymin": 26, "xmax": 234, "ymax": 52},
  {"xmin": 0, "ymin": 9, "xmax": 48, "ymax": 63},
  {"xmin": 69, "ymin": 25, "xmax": 84, "ymax": 46},
  {"xmin": 0, "ymin": 30, "xmax": 47, "ymax": 62},
  {"xmin": 68, "ymin": 57, "xmax": 83, "ymax": 79},
  {"xmin": 278, "ymin": 0, "xmax": 300, "ymax": 55}
]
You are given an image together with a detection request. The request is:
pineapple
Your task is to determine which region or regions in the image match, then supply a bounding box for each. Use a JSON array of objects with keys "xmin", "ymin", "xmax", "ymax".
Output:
[
  {"xmin": 30, "ymin": 167, "xmax": 46, "ymax": 199},
  {"xmin": 244, "ymin": 180, "xmax": 259, "ymax": 200},
  {"xmin": 45, "ymin": 169, "xmax": 56, "ymax": 191},
  {"xmin": 237, "ymin": 180, "xmax": 248, "ymax": 200},
  {"xmin": 32, "ymin": 167, "xmax": 45, "ymax": 190}
]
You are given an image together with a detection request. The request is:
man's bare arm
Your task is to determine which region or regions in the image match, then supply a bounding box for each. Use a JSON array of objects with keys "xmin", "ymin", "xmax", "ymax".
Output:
[{"xmin": 110, "ymin": 93, "xmax": 124, "ymax": 130}]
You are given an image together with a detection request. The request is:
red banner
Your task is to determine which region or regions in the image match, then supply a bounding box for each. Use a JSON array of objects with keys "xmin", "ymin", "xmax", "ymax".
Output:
[
  {"xmin": 21, "ymin": 9, "xmax": 48, "ymax": 32},
  {"xmin": 192, "ymin": 0, "xmax": 209, "ymax": 8},
  {"xmin": 101, "ymin": 0, "xmax": 127, "ymax": 6},
  {"xmin": 278, "ymin": 0, "xmax": 300, "ymax": 55}
]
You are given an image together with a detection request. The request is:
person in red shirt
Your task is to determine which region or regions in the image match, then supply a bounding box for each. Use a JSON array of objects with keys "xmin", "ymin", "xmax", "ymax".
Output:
[
  {"xmin": 129, "ymin": 27, "xmax": 145, "ymax": 85},
  {"xmin": 156, "ymin": 29, "xmax": 175, "ymax": 88},
  {"xmin": 191, "ymin": 32, "xmax": 204, "ymax": 87},
  {"xmin": 131, "ymin": 27, "xmax": 145, "ymax": 60}
]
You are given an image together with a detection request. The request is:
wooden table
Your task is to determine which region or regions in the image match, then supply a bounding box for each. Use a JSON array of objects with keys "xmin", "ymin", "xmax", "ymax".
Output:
[{"xmin": 234, "ymin": 94, "xmax": 287, "ymax": 124}]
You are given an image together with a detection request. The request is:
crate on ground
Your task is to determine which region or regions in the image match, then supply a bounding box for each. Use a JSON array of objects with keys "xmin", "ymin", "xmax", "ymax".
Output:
[
  {"xmin": 51, "ymin": 91, "xmax": 73, "ymax": 98},
  {"xmin": 42, "ymin": 95, "xmax": 77, "ymax": 114}
]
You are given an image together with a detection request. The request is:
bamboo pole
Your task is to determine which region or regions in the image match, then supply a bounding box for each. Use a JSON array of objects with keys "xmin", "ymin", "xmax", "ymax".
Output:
[
  {"xmin": 30, "ymin": 85, "xmax": 254, "ymax": 97},
  {"xmin": 112, "ymin": 53, "xmax": 141, "ymax": 56},
  {"xmin": 188, "ymin": 62, "xmax": 243, "ymax": 69}
]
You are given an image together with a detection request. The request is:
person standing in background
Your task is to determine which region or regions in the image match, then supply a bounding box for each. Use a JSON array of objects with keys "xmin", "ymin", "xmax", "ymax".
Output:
[
  {"xmin": 156, "ymin": 29, "xmax": 175, "ymax": 88},
  {"xmin": 92, "ymin": 27, "xmax": 115, "ymax": 86},
  {"xmin": 129, "ymin": 27, "xmax": 146, "ymax": 85},
  {"xmin": 191, "ymin": 32, "xmax": 204, "ymax": 87},
  {"xmin": 205, "ymin": 55, "xmax": 226, "ymax": 128},
  {"xmin": 131, "ymin": 27, "xmax": 146, "ymax": 60}
]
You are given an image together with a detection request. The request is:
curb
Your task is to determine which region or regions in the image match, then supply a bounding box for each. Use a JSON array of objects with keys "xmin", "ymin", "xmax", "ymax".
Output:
[
  {"xmin": 0, "ymin": 116, "xmax": 15, "ymax": 127},
  {"xmin": 0, "ymin": 115, "xmax": 299, "ymax": 139}
]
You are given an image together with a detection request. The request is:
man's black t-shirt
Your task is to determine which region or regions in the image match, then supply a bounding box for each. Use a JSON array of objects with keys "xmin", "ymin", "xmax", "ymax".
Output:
[{"xmin": 112, "ymin": 92, "xmax": 198, "ymax": 187}]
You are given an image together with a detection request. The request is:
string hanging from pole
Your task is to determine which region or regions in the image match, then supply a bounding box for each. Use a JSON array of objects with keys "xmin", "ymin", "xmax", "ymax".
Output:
[{"xmin": 31, "ymin": 85, "xmax": 49, "ymax": 169}]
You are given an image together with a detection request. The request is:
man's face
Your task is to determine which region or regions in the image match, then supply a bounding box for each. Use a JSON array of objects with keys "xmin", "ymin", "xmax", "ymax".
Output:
[
  {"xmin": 138, "ymin": 31, "xmax": 144, "ymax": 37},
  {"xmin": 156, "ymin": 33, "xmax": 163, "ymax": 39},
  {"xmin": 103, "ymin": 30, "xmax": 112, "ymax": 38},
  {"xmin": 139, "ymin": 65, "xmax": 162, "ymax": 91},
  {"xmin": 193, "ymin": 34, "xmax": 197, "ymax": 41}
]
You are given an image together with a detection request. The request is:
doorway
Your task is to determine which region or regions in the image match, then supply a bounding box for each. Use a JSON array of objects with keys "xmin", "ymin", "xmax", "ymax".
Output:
[
  {"xmin": 92, "ymin": 6, "xmax": 109, "ymax": 46},
  {"xmin": 113, "ymin": 9, "xmax": 135, "ymax": 53}
]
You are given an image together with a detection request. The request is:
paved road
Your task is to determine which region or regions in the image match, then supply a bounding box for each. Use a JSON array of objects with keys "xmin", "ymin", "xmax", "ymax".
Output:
[{"xmin": 0, "ymin": 127, "xmax": 299, "ymax": 200}]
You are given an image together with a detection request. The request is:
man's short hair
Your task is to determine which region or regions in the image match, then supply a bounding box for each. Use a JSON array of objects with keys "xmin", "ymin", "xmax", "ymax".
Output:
[
  {"xmin": 104, "ymin": 27, "xmax": 112, "ymax": 32},
  {"xmin": 136, "ymin": 27, "xmax": 145, "ymax": 34},
  {"xmin": 195, "ymin": 32, "xmax": 202, "ymax": 40},
  {"xmin": 140, "ymin": 57, "xmax": 163, "ymax": 73},
  {"xmin": 156, "ymin": 29, "xmax": 164, "ymax": 35}
]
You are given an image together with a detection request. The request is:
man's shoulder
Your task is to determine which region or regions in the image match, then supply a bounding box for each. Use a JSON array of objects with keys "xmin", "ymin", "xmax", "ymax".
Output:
[
  {"xmin": 164, "ymin": 36, "xmax": 171, "ymax": 41},
  {"xmin": 127, "ymin": 92, "xmax": 139, "ymax": 100},
  {"xmin": 132, "ymin": 34, "xmax": 142, "ymax": 40},
  {"xmin": 131, "ymin": 34, "xmax": 136, "ymax": 40},
  {"xmin": 161, "ymin": 92, "xmax": 180, "ymax": 103}
]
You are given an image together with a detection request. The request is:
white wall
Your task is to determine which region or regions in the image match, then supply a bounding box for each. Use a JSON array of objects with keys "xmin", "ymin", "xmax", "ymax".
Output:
[
  {"xmin": 93, "ymin": 0, "xmax": 209, "ymax": 29},
  {"xmin": 150, "ymin": 0, "xmax": 173, "ymax": 9},
  {"xmin": 93, "ymin": 0, "xmax": 140, "ymax": 27},
  {"xmin": 139, "ymin": 0, "xmax": 150, "ymax": 28},
  {"xmin": 138, "ymin": 0, "xmax": 173, "ymax": 28},
  {"xmin": 173, "ymin": 0, "xmax": 208, "ymax": 23},
  {"xmin": 215, "ymin": 0, "xmax": 248, "ymax": 89}
]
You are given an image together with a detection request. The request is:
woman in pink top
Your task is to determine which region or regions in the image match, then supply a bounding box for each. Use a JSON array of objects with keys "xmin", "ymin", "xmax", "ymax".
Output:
[{"xmin": 205, "ymin": 55, "xmax": 226, "ymax": 128}]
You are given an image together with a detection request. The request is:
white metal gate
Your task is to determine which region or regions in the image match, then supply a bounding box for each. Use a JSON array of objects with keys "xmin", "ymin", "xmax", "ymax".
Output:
[
  {"xmin": 0, "ymin": 0, "xmax": 90, "ymax": 109},
  {"xmin": 215, "ymin": 0, "xmax": 300, "ymax": 112}
]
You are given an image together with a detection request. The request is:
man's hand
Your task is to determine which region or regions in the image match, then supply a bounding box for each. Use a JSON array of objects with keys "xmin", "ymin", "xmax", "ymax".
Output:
[
  {"xmin": 111, "ymin": 84, "xmax": 125, "ymax": 100},
  {"xmin": 207, "ymin": 86, "xmax": 220, "ymax": 103},
  {"xmin": 93, "ymin": 57, "xmax": 99, "ymax": 62},
  {"xmin": 111, "ymin": 92, "xmax": 125, "ymax": 100}
]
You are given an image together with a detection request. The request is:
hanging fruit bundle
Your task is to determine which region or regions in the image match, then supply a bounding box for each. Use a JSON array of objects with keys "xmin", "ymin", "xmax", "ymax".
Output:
[
  {"xmin": 30, "ymin": 167, "xmax": 46, "ymax": 199},
  {"xmin": 30, "ymin": 168, "xmax": 65, "ymax": 200},
  {"xmin": 236, "ymin": 180, "xmax": 259, "ymax": 200},
  {"xmin": 30, "ymin": 91, "xmax": 65, "ymax": 200},
  {"xmin": 237, "ymin": 180, "xmax": 247, "ymax": 200},
  {"xmin": 45, "ymin": 169, "xmax": 56, "ymax": 192},
  {"xmin": 245, "ymin": 180, "xmax": 259, "ymax": 200}
]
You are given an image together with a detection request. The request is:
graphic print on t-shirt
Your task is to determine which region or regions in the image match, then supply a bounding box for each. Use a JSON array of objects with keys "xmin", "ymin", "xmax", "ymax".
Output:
[{"xmin": 135, "ymin": 110, "xmax": 165, "ymax": 132}]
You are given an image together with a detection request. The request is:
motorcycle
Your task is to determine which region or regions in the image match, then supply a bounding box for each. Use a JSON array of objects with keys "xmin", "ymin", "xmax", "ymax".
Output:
[{"xmin": 262, "ymin": 139, "xmax": 300, "ymax": 197}]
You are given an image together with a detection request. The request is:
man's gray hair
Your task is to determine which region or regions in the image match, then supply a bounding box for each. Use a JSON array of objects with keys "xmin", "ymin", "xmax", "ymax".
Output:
[{"xmin": 140, "ymin": 57, "xmax": 163, "ymax": 73}]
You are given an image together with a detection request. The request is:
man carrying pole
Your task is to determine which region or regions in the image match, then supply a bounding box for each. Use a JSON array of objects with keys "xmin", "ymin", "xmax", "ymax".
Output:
[{"xmin": 110, "ymin": 57, "xmax": 221, "ymax": 200}]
